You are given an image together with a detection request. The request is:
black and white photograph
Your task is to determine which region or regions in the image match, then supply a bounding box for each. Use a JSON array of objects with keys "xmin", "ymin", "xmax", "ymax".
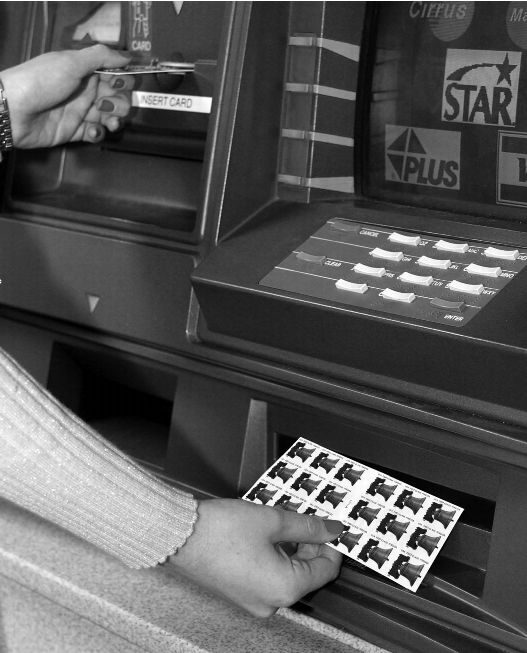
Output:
[{"xmin": 0, "ymin": 2, "xmax": 524, "ymax": 652}]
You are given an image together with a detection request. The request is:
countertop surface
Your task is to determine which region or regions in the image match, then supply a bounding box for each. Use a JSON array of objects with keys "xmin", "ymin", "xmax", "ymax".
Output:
[{"xmin": 0, "ymin": 498, "xmax": 390, "ymax": 653}]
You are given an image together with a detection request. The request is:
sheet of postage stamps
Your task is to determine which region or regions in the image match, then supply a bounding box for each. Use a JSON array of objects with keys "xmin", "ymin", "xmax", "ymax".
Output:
[{"xmin": 243, "ymin": 438, "xmax": 463, "ymax": 592}]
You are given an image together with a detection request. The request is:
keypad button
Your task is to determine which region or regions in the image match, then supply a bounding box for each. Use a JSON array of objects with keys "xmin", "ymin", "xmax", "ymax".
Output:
[
  {"xmin": 296, "ymin": 251, "xmax": 326, "ymax": 264},
  {"xmin": 389, "ymin": 232, "xmax": 421, "ymax": 246},
  {"xmin": 483, "ymin": 246, "xmax": 519, "ymax": 260},
  {"xmin": 417, "ymin": 256, "xmax": 451, "ymax": 270},
  {"xmin": 353, "ymin": 263, "xmax": 386, "ymax": 277},
  {"xmin": 446, "ymin": 280, "xmax": 485, "ymax": 295},
  {"xmin": 464, "ymin": 262, "xmax": 502, "ymax": 278},
  {"xmin": 380, "ymin": 288, "xmax": 416, "ymax": 303},
  {"xmin": 330, "ymin": 219, "xmax": 361, "ymax": 233},
  {"xmin": 430, "ymin": 298, "xmax": 466, "ymax": 312},
  {"xmin": 370, "ymin": 247, "xmax": 404, "ymax": 262},
  {"xmin": 335, "ymin": 279, "xmax": 368, "ymax": 294},
  {"xmin": 398, "ymin": 272, "xmax": 433, "ymax": 286},
  {"xmin": 435, "ymin": 239, "xmax": 469, "ymax": 253}
]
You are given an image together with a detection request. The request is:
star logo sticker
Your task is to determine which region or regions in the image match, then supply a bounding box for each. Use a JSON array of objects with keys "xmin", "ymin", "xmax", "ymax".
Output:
[
  {"xmin": 496, "ymin": 53, "xmax": 517, "ymax": 85},
  {"xmin": 443, "ymin": 49, "xmax": 521, "ymax": 126}
]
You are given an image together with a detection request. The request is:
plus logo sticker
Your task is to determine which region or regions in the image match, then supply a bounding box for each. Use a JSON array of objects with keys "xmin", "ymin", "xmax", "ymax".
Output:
[
  {"xmin": 442, "ymin": 49, "xmax": 521, "ymax": 126},
  {"xmin": 385, "ymin": 125, "xmax": 460, "ymax": 189}
]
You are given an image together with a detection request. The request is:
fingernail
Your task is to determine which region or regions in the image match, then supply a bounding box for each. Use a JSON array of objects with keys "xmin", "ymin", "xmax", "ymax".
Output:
[
  {"xmin": 325, "ymin": 520, "xmax": 345, "ymax": 536},
  {"xmin": 98, "ymin": 99, "xmax": 115, "ymax": 113},
  {"xmin": 112, "ymin": 77, "xmax": 125, "ymax": 89}
]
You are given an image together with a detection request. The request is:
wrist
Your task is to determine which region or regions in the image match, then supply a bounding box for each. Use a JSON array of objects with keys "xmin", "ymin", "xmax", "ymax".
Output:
[{"xmin": 168, "ymin": 498, "xmax": 207, "ymax": 567}]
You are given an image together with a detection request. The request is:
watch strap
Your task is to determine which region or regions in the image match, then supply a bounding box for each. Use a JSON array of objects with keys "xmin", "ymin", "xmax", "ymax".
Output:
[{"xmin": 0, "ymin": 79, "xmax": 14, "ymax": 161}]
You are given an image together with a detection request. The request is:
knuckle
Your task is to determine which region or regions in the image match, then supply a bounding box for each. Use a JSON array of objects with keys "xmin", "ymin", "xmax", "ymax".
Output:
[
  {"xmin": 63, "ymin": 51, "xmax": 78, "ymax": 68},
  {"xmin": 92, "ymin": 43, "xmax": 108, "ymax": 56},
  {"xmin": 305, "ymin": 514, "xmax": 322, "ymax": 539},
  {"xmin": 273, "ymin": 584, "xmax": 300, "ymax": 609},
  {"xmin": 272, "ymin": 505, "xmax": 287, "ymax": 530},
  {"xmin": 328, "ymin": 563, "xmax": 341, "ymax": 583},
  {"xmin": 248, "ymin": 604, "xmax": 278, "ymax": 619}
]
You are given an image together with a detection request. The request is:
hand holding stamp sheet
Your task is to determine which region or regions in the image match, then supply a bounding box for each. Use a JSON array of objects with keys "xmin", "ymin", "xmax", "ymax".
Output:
[{"xmin": 243, "ymin": 438, "xmax": 463, "ymax": 591}]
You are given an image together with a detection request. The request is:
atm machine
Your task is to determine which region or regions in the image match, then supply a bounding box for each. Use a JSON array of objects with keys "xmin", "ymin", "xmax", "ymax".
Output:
[{"xmin": 1, "ymin": 2, "xmax": 527, "ymax": 652}]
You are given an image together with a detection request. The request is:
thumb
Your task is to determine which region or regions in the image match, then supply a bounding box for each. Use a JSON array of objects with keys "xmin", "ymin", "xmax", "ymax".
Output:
[
  {"xmin": 72, "ymin": 44, "xmax": 131, "ymax": 76},
  {"xmin": 274, "ymin": 511, "xmax": 345, "ymax": 544}
]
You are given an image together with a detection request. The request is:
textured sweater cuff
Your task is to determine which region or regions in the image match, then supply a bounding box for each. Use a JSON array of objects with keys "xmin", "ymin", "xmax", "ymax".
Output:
[{"xmin": 0, "ymin": 348, "xmax": 198, "ymax": 569}]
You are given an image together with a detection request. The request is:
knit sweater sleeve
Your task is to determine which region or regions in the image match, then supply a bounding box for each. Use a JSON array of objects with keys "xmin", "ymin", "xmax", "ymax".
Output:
[{"xmin": 0, "ymin": 347, "xmax": 198, "ymax": 568}]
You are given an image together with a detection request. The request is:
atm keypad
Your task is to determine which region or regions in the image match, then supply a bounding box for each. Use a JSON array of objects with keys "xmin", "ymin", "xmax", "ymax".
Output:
[{"xmin": 260, "ymin": 217, "xmax": 527, "ymax": 327}]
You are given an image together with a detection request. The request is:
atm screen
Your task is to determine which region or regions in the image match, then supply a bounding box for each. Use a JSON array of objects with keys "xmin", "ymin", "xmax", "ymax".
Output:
[{"xmin": 364, "ymin": 2, "xmax": 527, "ymax": 223}]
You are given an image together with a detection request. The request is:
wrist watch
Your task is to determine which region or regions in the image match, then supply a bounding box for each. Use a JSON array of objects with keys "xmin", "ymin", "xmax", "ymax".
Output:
[{"xmin": 0, "ymin": 79, "xmax": 14, "ymax": 161}]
